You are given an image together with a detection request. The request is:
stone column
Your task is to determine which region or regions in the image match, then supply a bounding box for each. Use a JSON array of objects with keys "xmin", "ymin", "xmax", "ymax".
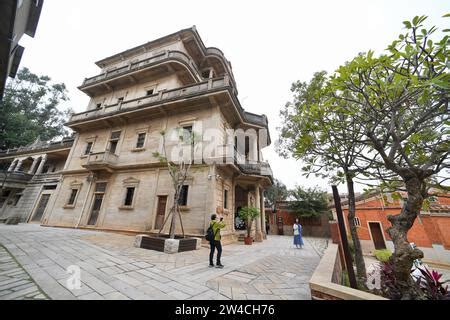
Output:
[
  {"xmin": 254, "ymin": 185, "xmax": 263, "ymax": 242},
  {"xmin": 14, "ymin": 159, "xmax": 23, "ymax": 172},
  {"xmin": 7, "ymin": 160, "xmax": 17, "ymax": 172},
  {"xmin": 35, "ymin": 155, "xmax": 47, "ymax": 174},
  {"xmin": 261, "ymin": 188, "xmax": 267, "ymax": 239},
  {"xmin": 28, "ymin": 157, "xmax": 39, "ymax": 174}
]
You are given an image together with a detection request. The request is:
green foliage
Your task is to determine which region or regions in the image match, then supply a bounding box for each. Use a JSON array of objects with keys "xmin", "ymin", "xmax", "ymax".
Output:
[
  {"xmin": 0, "ymin": 68, "xmax": 71, "ymax": 149},
  {"xmin": 374, "ymin": 249, "xmax": 393, "ymax": 262},
  {"xmin": 288, "ymin": 185, "xmax": 329, "ymax": 217},
  {"xmin": 239, "ymin": 206, "xmax": 260, "ymax": 237},
  {"xmin": 264, "ymin": 178, "xmax": 289, "ymax": 208}
]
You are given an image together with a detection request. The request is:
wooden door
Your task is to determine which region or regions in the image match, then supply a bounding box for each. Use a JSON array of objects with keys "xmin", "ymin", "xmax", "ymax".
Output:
[
  {"xmin": 31, "ymin": 194, "xmax": 50, "ymax": 222},
  {"xmin": 369, "ymin": 222, "xmax": 386, "ymax": 250},
  {"xmin": 88, "ymin": 194, "xmax": 104, "ymax": 226},
  {"xmin": 154, "ymin": 196, "xmax": 167, "ymax": 230}
]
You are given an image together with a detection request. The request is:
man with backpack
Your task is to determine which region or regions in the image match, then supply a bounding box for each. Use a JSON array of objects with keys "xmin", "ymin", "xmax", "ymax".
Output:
[{"xmin": 207, "ymin": 214, "xmax": 225, "ymax": 268}]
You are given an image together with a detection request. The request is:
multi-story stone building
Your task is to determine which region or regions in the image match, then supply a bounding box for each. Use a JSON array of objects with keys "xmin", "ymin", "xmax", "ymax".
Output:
[
  {"xmin": 0, "ymin": 27, "xmax": 273, "ymax": 243},
  {"xmin": 0, "ymin": 138, "xmax": 74, "ymax": 223}
]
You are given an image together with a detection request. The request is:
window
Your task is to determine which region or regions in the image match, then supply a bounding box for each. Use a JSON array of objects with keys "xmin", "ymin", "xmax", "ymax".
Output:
[
  {"xmin": 224, "ymin": 189, "xmax": 228, "ymax": 209},
  {"xmin": 245, "ymin": 136, "xmax": 250, "ymax": 160},
  {"xmin": 42, "ymin": 165, "xmax": 50, "ymax": 174},
  {"xmin": 353, "ymin": 217, "xmax": 361, "ymax": 227},
  {"xmin": 178, "ymin": 185, "xmax": 189, "ymax": 206},
  {"xmin": 202, "ymin": 70, "xmax": 210, "ymax": 78},
  {"xmin": 182, "ymin": 126, "xmax": 193, "ymax": 143},
  {"xmin": 109, "ymin": 141, "xmax": 118, "ymax": 154},
  {"xmin": 146, "ymin": 89, "xmax": 154, "ymax": 96},
  {"xmin": 124, "ymin": 187, "xmax": 135, "ymax": 206},
  {"xmin": 13, "ymin": 194, "xmax": 22, "ymax": 206},
  {"xmin": 136, "ymin": 133, "xmax": 146, "ymax": 148},
  {"xmin": 67, "ymin": 189, "xmax": 78, "ymax": 205},
  {"xmin": 95, "ymin": 182, "xmax": 107, "ymax": 193},
  {"xmin": 43, "ymin": 185, "xmax": 57, "ymax": 190},
  {"xmin": 108, "ymin": 131, "xmax": 121, "ymax": 154},
  {"xmin": 85, "ymin": 142, "xmax": 93, "ymax": 155}
]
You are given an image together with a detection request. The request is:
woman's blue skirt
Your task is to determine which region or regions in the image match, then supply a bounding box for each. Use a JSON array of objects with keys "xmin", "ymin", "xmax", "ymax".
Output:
[{"xmin": 294, "ymin": 234, "xmax": 304, "ymax": 246}]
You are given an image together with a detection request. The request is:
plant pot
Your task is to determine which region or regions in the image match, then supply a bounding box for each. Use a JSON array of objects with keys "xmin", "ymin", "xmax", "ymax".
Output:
[{"xmin": 244, "ymin": 236, "xmax": 253, "ymax": 245}]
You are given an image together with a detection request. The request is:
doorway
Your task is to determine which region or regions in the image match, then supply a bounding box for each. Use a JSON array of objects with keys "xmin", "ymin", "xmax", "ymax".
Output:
[
  {"xmin": 368, "ymin": 222, "xmax": 386, "ymax": 250},
  {"xmin": 87, "ymin": 182, "xmax": 107, "ymax": 226},
  {"xmin": 31, "ymin": 194, "xmax": 51, "ymax": 222},
  {"xmin": 154, "ymin": 196, "xmax": 167, "ymax": 230}
]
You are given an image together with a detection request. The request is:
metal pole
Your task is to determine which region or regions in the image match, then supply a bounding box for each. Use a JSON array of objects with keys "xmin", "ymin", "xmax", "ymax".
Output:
[{"xmin": 332, "ymin": 185, "xmax": 357, "ymax": 289}]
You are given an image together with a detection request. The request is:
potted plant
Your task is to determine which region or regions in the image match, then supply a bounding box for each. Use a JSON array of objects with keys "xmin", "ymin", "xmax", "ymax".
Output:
[{"xmin": 239, "ymin": 206, "xmax": 260, "ymax": 245}]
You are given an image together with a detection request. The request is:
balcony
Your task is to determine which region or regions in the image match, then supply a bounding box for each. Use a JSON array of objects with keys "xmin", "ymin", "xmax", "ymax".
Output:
[
  {"xmin": 237, "ymin": 162, "xmax": 273, "ymax": 178},
  {"xmin": 79, "ymin": 50, "xmax": 205, "ymax": 96},
  {"xmin": 0, "ymin": 138, "xmax": 74, "ymax": 158},
  {"xmin": 68, "ymin": 76, "xmax": 234, "ymax": 127},
  {"xmin": 214, "ymin": 145, "xmax": 273, "ymax": 181},
  {"xmin": 82, "ymin": 151, "xmax": 118, "ymax": 172},
  {"xmin": 68, "ymin": 76, "xmax": 267, "ymax": 133},
  {"xmin": 0, "ymin": 171, "xmax": 33, "ymax": 189},
  {"xmin": 31, "ymin": 172, "xmax": 62, "ymax": 184}
]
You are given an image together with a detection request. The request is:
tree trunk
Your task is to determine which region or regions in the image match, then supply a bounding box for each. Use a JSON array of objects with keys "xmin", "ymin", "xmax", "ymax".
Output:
[
  {"xmin": 169, "ymin": 201, "xmax": 177, "ymax": 239},
  {"xmin": 386, "ymin": 176, "xmax": 425, "ymax": 299},
  {"xmin": 345, "ymin": 174, "xmax": 367, "ymax": 287}
]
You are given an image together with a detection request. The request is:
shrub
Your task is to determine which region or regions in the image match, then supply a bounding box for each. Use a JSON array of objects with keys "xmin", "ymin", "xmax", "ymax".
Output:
[
  {"xmin": 416, "ymin": 267, "xmax": 450, "ymax": 300},
  {"xmin": 374, "ymin": 249, "xmax": 392, "ymax": 262}
]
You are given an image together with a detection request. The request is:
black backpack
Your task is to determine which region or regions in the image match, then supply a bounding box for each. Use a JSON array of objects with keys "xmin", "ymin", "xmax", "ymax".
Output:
[{"xmin": 205, "ymin": 223, "xmax": 219, "ymax": 242}]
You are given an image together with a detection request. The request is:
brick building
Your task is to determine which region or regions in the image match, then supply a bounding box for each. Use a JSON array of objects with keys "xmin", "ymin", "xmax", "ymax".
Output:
[
  {"xmin": 266, "ymin": 200, "xmax": 330, "ymax": 238},
  {"xmin": 334, "ymin": 192, "xmax": 450, "ymax": 264}
]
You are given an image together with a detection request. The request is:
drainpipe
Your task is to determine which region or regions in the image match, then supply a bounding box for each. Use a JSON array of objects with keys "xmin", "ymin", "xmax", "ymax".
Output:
[{"xmin": 76, "ymin": 174, "xmax": 94, "ymax": 228}]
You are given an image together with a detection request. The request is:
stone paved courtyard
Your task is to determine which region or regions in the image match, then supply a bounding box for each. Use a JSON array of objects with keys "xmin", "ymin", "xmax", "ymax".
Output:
[{"xmin": 0, "ymin": 224, "xmax": 327, "ymax": 300}]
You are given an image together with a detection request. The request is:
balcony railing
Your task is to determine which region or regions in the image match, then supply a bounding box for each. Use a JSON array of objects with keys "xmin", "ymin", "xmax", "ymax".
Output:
[
  {"xmin": 31, "ymin": 172, "xmax": 62, "ymax": 183},
  {"xmin": 0, "ymin": 172, "xmax": 34, "ymax": 187},
  {"xmin": 237, "ymin": 162, "xmax": 273, "ymax": 177},
  {"xmin": 0, "ymin": 138, "xmax": 74, "ymax": 157},
  {"xmin": 86, "ymin": 151, "xmax": 118, "ymax": 165},
  {"xmin": 83, "ymin": 151, "xmax": 118, "ymax": 172},
  {"xmin": 69, "ymin": 76, "xmax": 231, "ymax": 124},
  {"xmin": 80, "ymin": 50, "xmax": 203, "ymax": 88},
  {"xmin": 214, "ymin": 145, "xmax": 273, "ymax": 179}
]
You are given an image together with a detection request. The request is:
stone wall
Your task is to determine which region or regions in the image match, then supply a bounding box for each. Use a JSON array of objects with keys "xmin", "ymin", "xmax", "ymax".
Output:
[{"xmin": 309, "ymin": 243, "xmax": 386, "ymax": 300}]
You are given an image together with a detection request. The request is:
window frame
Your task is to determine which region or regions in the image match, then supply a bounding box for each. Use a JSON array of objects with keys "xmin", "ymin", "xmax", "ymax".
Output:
[
  {"xmin": 224, "ymin": 188, "xmax": 229, "ymax": 210},
  {"xmin": 84, "ymin": 141, "xmax": 93, "ymax": 155},
  {"xmin": 135, "ymin": 132, "xmax": 147, "ymax": 149},
  {"xmin": 123, "ymin": 187, "xmax": 136, "ymax": 207},
  {"xmin": 13, "ymin": 193, "xmax": 22, "ymax": 206},
  {"xmin": 119, "ymin": 177, "xmax": 140, "ymax": 210},
  {"xmin": 178, "ymin": 185, "xmax": 189, "ymax": 207},
  {"xmin": 65, "ymin": 188, "xmax": 79, "ymax": 207},
  {"xmin": 108, "ymin": 130, "xmax": 122, "ymax": 154}
]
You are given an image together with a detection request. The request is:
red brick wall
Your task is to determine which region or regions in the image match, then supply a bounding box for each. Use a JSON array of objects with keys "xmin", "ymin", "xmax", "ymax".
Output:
[
  {"xmin": 266, "ymin": 205, "xmax": 330, "ymax": 237},
  {"xmin": 341, "ymin": 196, "xmax": 450, "ymax": 248}
]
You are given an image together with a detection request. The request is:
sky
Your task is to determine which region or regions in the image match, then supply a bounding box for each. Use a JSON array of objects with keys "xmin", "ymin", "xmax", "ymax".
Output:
[{"xmin": 17, "ymin": 0, "xmax": 449, "ymax": 193}]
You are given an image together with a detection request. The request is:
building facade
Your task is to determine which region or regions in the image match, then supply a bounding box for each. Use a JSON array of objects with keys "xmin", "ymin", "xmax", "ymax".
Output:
[
  {"xmin": 0, "ymin": 138, "xmax": 73, "ymax": 223},
  {"xmin": 0, "ymin": 27, "xmax": 273, "ymax": 244},
  {"xmin": 334, "ymin": 192, "xmax": 450, "ymax": 263},
  {"xmin": 266, "ymin": 201, "xmax": 331, "ymax": 237}
]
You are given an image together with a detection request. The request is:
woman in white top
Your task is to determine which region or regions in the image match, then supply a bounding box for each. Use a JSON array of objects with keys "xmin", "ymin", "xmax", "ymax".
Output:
[{"xmin": 293, "ymin": 218, "xmax": 304, "ymax": 248}]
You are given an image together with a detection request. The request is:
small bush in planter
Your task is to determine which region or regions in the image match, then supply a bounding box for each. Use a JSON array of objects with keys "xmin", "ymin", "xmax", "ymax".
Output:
[
  {"xmin": 374, "ymin": 249, "xmax": 392, "ymax": 262},
  {"xmin": 238, "ymin": 206, "xmax": 260, "ymax": 244}
]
